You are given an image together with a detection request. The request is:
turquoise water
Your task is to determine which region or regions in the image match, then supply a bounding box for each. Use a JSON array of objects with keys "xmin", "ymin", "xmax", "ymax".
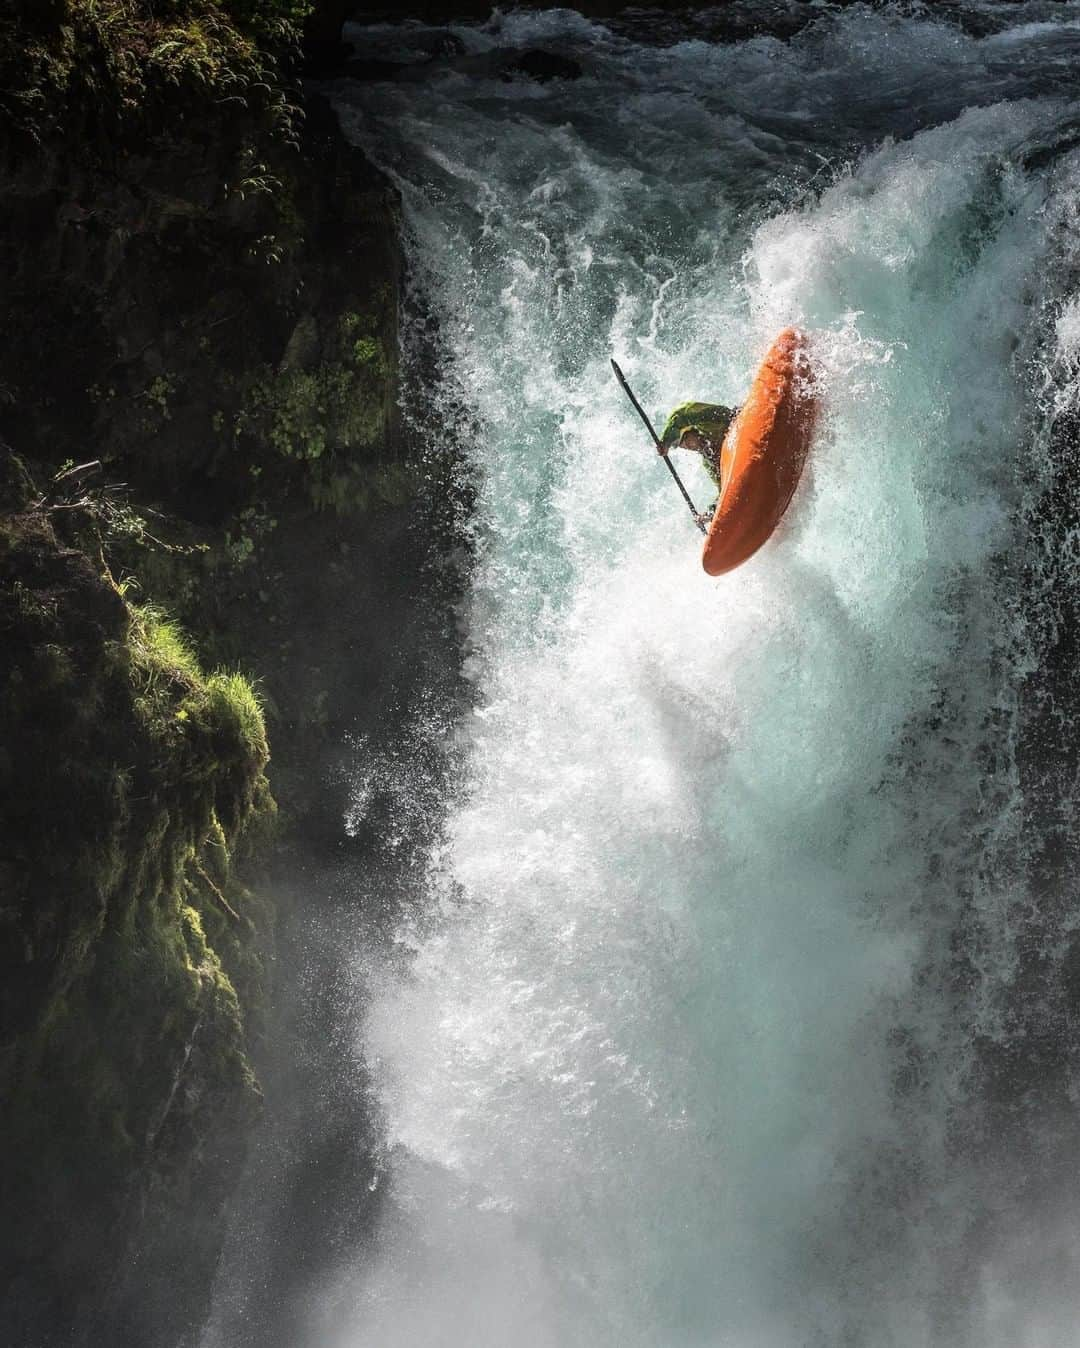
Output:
[{"xmin": 314, "ymin": 9, "xmax": 1080, "ymax": 1345}]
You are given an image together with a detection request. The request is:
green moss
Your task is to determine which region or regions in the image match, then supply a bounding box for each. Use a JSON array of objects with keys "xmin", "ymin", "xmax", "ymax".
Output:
[
  {"xmin": 0, "ymin": 521, "xmax": 274, "ymax": 1323},
  {"xmin": 0, "ymin": 1, "xmax": 312, "ymax": 148},
  {"xmin": 130, "ymin": 602, "xmax": 202, "ymax": 683},
  {"xmin": 0, "ymin": 0, "xmax": 408, "ymax": 1329},
  {"xmin": 230, "ymin": 307, "xmax": 400, "ymax": 513},
  {"xmin": 352, "ymin": 336, "xmax": 381, "ymax": 366},
  {"xmin": 242, "ymin": 360, "xmax": 386, "ymax": 463},
  {"xmin": 127, "ymin": 604, "xmax": 267, "ymax": 757},
  {"xmin": 206, "ymin": 670, "xmax": 268, "ymax": 761}
]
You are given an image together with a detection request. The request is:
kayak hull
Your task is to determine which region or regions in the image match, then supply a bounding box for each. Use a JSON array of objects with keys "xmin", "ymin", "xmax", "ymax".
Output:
[{"xmin": 701, "ymin": 327, "xmax": 816, "ymax": 577}]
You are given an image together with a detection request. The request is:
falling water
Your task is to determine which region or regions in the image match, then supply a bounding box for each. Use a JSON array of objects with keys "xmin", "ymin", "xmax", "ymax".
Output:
[{"xmin": 240, "ymin": 7, "xmax": 1080, "ymax": 1345}]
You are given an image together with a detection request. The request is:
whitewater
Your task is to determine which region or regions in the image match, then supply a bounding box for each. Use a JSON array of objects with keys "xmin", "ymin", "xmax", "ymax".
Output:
[{"xmin": 226, "ymin": 7, "xmax": 1080, "ymax": 1347}]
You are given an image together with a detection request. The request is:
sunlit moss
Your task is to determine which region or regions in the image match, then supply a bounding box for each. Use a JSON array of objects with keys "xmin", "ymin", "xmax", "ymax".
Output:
[
  {"xmin": 129, "ymin": 602, "xmax": 202, "ymax": 684},
  {"xmin": 0, "ymin": 523, "xmax": 275, "ymax": 1315},
  {"xmin": 207, "ymin": 670, "xmax": 269, "ymax": 762}
]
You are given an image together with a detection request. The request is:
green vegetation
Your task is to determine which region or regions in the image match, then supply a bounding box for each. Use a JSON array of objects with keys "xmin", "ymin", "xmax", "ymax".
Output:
[
  {"xmin": 0, "ymin": 0, "xmax": 412, "ymax": 1333},
  {"xmin": 207, "ymin": 670, "xmax": 269, "ymax": 761},
  {"xmin": 0, "ymin": 512, "xmax": 274, "ymax": 1328},
  {"xmin": 1, "ymin": 0, "xmax": 313, "ymax": 146},
  {"xmin": 130, "ymin": 601, "xmax": 202, "ymax": 683},
  {"xmin": 233, "ymin": 308, "xmax": 402, "ymax": 513},
  {"xmin": 0, "ymin": 0, "xmax": 409, "ymax": 594}
]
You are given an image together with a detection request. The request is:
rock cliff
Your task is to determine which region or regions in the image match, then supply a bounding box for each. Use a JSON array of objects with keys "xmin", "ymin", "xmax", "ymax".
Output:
[{"xmin": 0, "ymin": 3, "xmax": 431, "ymax": 1342}]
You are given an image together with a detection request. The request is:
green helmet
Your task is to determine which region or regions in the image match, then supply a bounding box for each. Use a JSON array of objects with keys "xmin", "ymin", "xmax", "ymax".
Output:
[{"xmin": 660, "ymin": 400, "xmax": 736, "ymax": 450}]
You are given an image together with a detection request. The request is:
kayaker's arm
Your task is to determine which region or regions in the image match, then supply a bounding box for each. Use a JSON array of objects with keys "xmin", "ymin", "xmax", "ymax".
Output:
[{"xmin": 658, "ymin": 436, "xmax": 719, "ymax": 529}]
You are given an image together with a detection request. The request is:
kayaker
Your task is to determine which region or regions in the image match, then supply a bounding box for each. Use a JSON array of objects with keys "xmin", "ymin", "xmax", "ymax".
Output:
[{"xmin": 658, "ymin": 401, "xmax": 736, "ymax": 525}]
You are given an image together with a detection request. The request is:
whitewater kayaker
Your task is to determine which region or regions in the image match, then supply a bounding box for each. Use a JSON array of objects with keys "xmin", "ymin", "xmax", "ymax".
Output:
[{"xmin": 657, "ymin": 400, "xmax": 736, "ymax": 525}]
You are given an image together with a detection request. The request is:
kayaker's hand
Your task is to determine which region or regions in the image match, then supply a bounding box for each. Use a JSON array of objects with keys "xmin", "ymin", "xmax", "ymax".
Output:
[
  {"xmin": 695, "ymin": 511, "xmax": 713, "ymax": 529},
  {"xmin": 657, "ymin": 442, "xmax": 669, "ymax": 456}
]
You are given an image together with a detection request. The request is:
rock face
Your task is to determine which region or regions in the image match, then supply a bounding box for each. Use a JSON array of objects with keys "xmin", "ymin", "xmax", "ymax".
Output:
[
  {"xmin": 0, "ymin": 54, "xmax": 403, "ymax": 528},
  {"xmin": 0, "ymin": 4, "xmax": 420, "ymax": 1344},
  {"xmin": 0, "ymin": 469, "xmax": 273, "ymax": 1346}
]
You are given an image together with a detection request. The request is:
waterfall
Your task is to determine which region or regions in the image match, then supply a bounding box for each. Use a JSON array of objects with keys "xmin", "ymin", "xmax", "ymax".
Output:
[{"xmin": 280, "ymin": 7, "xmax": 1080, "ymax": 1344}]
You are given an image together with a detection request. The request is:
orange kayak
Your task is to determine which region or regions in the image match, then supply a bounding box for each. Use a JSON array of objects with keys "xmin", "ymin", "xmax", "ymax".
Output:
[{"xmin": 701, "ymin": 327, "xmax": 817, "ymax": 576}]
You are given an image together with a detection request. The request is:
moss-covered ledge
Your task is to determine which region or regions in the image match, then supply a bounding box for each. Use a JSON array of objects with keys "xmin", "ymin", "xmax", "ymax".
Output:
[
  {"xmin": 0, "ymin": 4, "xmax": 417, "ymax": 1341},
  {"xmin": 0, "ymin": 0, "xmax": 409, "ymax": 742},
  {"xmin": 0, "ymin": 464, "xmax": 274, "ymax": 1344}
]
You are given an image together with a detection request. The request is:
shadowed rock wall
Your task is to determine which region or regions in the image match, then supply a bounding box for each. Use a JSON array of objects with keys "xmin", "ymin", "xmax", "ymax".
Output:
[{"xmin": 0, "ymin": 5, "xmax": 451, "ymax": 1344}]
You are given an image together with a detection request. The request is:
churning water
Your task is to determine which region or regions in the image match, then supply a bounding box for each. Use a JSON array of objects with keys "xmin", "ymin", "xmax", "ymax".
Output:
[{"xmin": 310, "ymin": 7, "xmax": 1080, "ymax": 1345}]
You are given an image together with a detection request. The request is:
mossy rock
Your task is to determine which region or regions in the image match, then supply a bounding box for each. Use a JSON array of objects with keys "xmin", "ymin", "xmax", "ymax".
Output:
[{"xmin": 0, "ymin": 510, "xmax": 274, "ymax": 1342}]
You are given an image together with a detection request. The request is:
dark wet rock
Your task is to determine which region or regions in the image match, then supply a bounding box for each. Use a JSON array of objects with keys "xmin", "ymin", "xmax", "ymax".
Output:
[
  {"xmin": 432, "ymin": 28, "xmax": 469, "ymax": 56},
  {"xmin": 0, "ymin": 506, "xmax": 271, "ymax": 1347},
  {"xmin": 304, "ymin": 0, "xmax": 356, "ymax": 71},
  {"xmin": 0, "ymin": 445, "xmax": 36, "ymax": 512},
  {"xmin": 503, "ymin": 48, "xmax": 585, "ymax": 81},
  {"xmin": 344, "ymin": 55, "xmax": 420, "ymax": 80},
  {"xmin": 0, "ymin": 5, "xmax": 420, "ymax": 1344}
]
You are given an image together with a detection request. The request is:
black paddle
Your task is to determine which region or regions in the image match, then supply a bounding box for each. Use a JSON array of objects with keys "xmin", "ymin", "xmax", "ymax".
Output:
[{"xmin": 610, "ymin": 359, "xmax": 707, "ymax": 534}]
